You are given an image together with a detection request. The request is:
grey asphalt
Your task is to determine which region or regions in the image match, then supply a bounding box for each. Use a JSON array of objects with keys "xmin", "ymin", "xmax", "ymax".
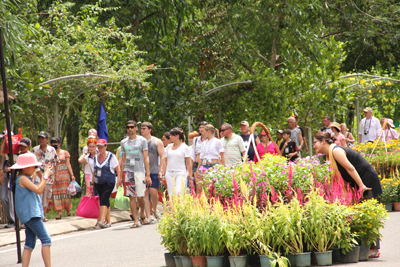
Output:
[{"xmin": 0, "ymin": 210, "xmax": 399, "ymax": 266}]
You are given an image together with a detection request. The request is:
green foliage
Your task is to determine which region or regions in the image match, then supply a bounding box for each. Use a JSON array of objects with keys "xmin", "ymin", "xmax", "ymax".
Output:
[
  {"xmin": 350, "ymin": 199, "xmax": 388, "ymax": 246},
  {"xmin": 303, "ymin": 191, "xmax": 356, "ymax": 253}
]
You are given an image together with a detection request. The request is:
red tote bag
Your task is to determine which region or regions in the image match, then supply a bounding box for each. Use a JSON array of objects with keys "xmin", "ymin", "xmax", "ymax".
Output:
[
  {"xmin": 4, "ymin": 128, "xmax": 22, "ymax": 154},
  {"xmin": 76, "ymin": 195, "xmax": 100, "ymax": 219}
]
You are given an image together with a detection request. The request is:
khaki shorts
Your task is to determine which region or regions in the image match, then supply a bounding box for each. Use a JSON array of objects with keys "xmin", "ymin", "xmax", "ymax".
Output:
[{"xmin": 40, "ymin": 184, "xmax": 53, "ymax": 207}]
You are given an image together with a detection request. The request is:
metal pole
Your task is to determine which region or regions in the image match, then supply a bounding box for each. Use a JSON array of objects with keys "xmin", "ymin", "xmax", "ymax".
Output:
[
  {"xmin": 187, "ymin": 116, "xmax": 192, "ymax": 145},
  {"xmin": 54, "ymin": 102, "xmax": 59, "ymax": 137},
  {"xmin": 308, "ymin": 128, "xmax": 312, "ymax": 157},
  {"xmin": 0, "ymin": 26, "xmax": 22, "ymax": 263},
  {"xmin": 356, "ymin": 98, "xmax": 360, "ymax": 142}
]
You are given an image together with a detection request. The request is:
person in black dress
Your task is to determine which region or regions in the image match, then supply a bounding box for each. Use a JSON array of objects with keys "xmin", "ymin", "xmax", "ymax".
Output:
[{"xmin": 313, "ymin": 132, "xmax": 383, "ymax": 258}]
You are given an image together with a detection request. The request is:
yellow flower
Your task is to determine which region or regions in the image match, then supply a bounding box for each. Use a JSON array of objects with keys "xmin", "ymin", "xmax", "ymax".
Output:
[{"xmin": 360, "ymin": 79, "xmax": 366, "ymax": 84}]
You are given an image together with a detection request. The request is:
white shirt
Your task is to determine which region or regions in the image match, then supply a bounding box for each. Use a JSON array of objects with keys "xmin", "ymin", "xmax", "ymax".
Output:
[
  {"xmin": 376, "ymin": 128, "xmax": 398, "ymax": 141},
  {"xmin": 191, "ymin": 136, "xmax": 206, "ymax": 162},
  {"xmin": 200, "ymin": 138, "xmax": 224, "ymax": 162},
  {"xmin": 84, "ymin": 153, "xmax": 96, "ymax": 182},
  {"xmin": 166, "ymin": 143, "xmax": 190, "ymax": 171},
  {"xmin": 359, "ymin": 116, "xmax": 381, "ymax": 143}
]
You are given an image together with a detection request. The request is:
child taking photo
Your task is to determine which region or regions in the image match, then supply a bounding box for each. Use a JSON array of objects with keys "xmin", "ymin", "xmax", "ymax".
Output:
[{"xmin": 11, "ymin": 153, "xmax": 53, "ymax": 267}]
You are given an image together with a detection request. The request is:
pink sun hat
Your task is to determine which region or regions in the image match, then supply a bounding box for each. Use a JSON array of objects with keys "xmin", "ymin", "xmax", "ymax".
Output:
[{"xmin": 10, "ymin": 153, "xmax": 42, "ymax": 169}]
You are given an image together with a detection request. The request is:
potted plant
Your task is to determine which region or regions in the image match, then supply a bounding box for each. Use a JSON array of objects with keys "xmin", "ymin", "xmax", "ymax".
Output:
[
  {"xmin": 246, "ymin": 204, "xmax": 288, "ymax": 267},
  {"xmin": 158, "ymin": 202, "xmax": 180, "ymax": 267},
  {"xmin": 271, "ymin": 197, "xmax": 310, "ymax": 266},
  {"xmin": 350, "ymin": 199, "xmax": 389, "ymax": 261},
  {"xmin": 221, "ymin": 206, "xmax": 250, "ymax": 267},
  {"xmin": 379, "ymin": 178, "xmax": 397, "ymax": 211},
  {"xmin": 203, "ymin": 212, "xmax": 225, "ymax": 267},
  {"xmin": 303, "ymin": 192, "xmax": 355, "ymax": 266}
]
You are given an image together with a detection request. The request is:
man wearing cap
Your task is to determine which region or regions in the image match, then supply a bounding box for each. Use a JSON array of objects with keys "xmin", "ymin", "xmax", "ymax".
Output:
[
  {"xmin": 359, "ymin": 107, "xmax": 381, "ymax": 143},
  {"xmin": 119, "ymin": 120, "xmax": 151, "ymax": 228},
  {"xmin": 31, "ymin": 131, "xmax": 58, "ymax": 221},
  {"xmin": 239, "ymin": 121, "xmax": 260, "ymax": 161},
  {"xmin": 221, "ymin": 123, "xmax": 246, "ymax": 165}
]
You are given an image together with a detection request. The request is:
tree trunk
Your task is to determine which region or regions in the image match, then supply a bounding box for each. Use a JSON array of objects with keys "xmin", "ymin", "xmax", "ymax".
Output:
[{"xmin": 270, "ymin": 13, "xmax": 282, "ymax": 69}]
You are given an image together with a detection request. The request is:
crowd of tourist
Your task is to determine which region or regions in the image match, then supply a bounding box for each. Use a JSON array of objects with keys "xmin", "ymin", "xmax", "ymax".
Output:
[{"xmin": 0, "ymin": 105, "xmax": 397, "ymax": 265}]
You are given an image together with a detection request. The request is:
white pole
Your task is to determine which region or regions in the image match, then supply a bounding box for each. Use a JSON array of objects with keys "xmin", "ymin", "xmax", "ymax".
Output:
[
  {"xmin": 356, "ymin": 98, "xmax": 360, "ymax": 142},
  {"xmin": 308, "ymin": 128, "xmax": 312, "ymax": 157}
]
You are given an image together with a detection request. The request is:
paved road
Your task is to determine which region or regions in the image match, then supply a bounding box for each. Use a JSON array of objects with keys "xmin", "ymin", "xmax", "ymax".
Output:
[
  {"xmin": 0, "ymin": 212, "xmax": 399, "ymax": 267},
  {"xmin": 0, "ymin": 222, "xmax": 166, "ymax": 267}
]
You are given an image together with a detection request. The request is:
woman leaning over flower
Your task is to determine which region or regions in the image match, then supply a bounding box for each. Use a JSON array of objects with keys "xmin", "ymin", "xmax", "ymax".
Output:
[{"xmin": 313, "ymin": 132, "xmax": 382, "ymax": 258}]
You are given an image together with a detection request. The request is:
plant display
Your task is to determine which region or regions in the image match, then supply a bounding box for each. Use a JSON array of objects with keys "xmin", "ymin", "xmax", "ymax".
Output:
[
  {"xmin": 380, "ymin": 178, "xmax": 400, "ymax": 203},
  {"xmin": 158, "ymin": 187, "xmax": 388, "ymax": 265},
  {"xmin": 353, "ymin": 140, "xmax": 400, "ymax": 178},
  {"xmin": 303, "ymin": 192, "xmax": 356, "ymax": 253},
  {"xmin": 350, "ymin": 199, "xmax": 389, "ymax": 246}
]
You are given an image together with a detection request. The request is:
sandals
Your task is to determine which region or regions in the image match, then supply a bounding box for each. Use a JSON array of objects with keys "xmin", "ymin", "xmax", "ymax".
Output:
[
  {"xmin": 130, "ymin": 223, "xmax": 140, "ymax": 228},
  {"xmin": 56, "ymin": 215, "xmax": 62, "ymax": 220},
  {"xmin": 67, "ymin": 211, "xmax": 72, "ymax": 216},
  {"xmin": 94, "ymin": 223, "xmax": 101, "ymax": 229},
  {"xmin": 369, "ymin": 251, "xmax": 380, "ymax": 258},
  {"xmin": 140, "ymin": 217, "xmax": 150, "ymax": 225},
  {"xmin": 42, "ymin": 218, "xmax": 48, "ymax": 222}
]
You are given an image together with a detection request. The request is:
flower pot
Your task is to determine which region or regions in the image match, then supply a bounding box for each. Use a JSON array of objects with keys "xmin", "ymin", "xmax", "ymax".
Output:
[
  {"xmin": 358, "ymin": 245, "xmax": 370, "ymax": 261},
  {"xmin": 314, "ymin": 251, "xmax": 332, "ymax": 266},
  {"xmin": 340, "ymin": 246, "xmax": 360, "ymax": 263},
  {"xmin": 393, "ymin": 202, "xmax": 400, "ymax": 211},
  {"xmin": 181, "ymin": 256, "xmax": 194, "ymax": 267},
  {"xmin": 384, "ymin": 203, "xmax": 393, "ymax": 212},
  {"xmin": 228, "ymin": 255, "xmax": 247, "ymax": 267},
  {"xmin": 294, "ymin": 252, "xmax": 311, "ymax": 267},
  {"xmin": 174, "ymin": 256, "xmax": 183, "ymax": 267},
  {"xmin": 286, "ymin": 252, "xmax": 296, "ymax": 266},
  {"xmin": 165, "ymin": 252, "xmax": 177, "ymax": 267},
  {"xmin": 331, "ymin": 248, "xmax": 341, "ymax": 263},
  {"xmin": 191, "ymin": 256, "xmax": 207, "ymax": 267},
  {"xmin": 206, "ymin": 256, "xmax": 224, "ymax": 267},
  {"xmin": 259, "ymin": 255, "xmax": 274, "ymax": 267}
]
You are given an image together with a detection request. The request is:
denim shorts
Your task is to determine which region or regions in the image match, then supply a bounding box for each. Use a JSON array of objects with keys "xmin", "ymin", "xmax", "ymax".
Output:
[
  {"xmin": 201, "ymin": 163, "xmax": 218, "ymax": 170},
  {"xmin": 192, "ymin": 162, "xmax": 199, "ymax": 175},
  {"xmin": 147, "ymin": 173, "xmax": 160, "ymax": 189},
  {"xmin": 24, "ymin": 217, "xmax": 52, "ymax": 251}
]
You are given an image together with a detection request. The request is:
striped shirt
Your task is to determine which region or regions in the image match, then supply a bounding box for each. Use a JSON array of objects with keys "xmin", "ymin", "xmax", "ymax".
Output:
[{"xmin": 221, "ymin": 134, "xmax": 245, "ymax": 165}]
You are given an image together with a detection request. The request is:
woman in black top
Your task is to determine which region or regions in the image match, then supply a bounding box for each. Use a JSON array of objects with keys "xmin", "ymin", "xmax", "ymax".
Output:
[{"xmin": 313, "ymin": 132, "xmax": 382, "ymax": 257}]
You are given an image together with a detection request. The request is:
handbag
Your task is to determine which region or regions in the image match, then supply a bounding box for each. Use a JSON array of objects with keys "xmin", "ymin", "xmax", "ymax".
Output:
[
  {"xmin": 114, "ymin": 186, "xmax": 130, "ymax": 210},
  {"xmin": 4, "ymin": 128, "xmax": 22, "ymax": 154},
  {"xmin": 76, "ymin": 192, "xmax": 100, "ymax": 219}
]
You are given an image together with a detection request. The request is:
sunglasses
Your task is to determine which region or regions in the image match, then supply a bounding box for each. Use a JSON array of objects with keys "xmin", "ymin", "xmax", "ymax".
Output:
[
  {"xmin": 198, "ymin": 121, "xmax": 208, "ymax": 126},
  {"xmin": 220, "ymin": 129, "xmax": 228, "ymax": 132},
  {"xmin": 126, "ymin": 126, "xmax": 136, "ymax": 129}
]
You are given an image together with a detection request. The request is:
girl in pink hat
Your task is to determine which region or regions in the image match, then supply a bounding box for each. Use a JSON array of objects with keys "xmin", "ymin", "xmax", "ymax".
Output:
[{"xmin": 11, "ymin": 153, "xmax": 53, "ymax": 266}]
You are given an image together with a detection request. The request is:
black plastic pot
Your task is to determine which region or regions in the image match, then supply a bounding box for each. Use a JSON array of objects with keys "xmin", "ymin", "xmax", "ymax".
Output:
[
  {"xmin": 340, "ymin": 246, "xmax": 360, "ymax": 263},
  {"xmin": 165, "ymin": 252, "xmax": 176, "ymax": 267}
]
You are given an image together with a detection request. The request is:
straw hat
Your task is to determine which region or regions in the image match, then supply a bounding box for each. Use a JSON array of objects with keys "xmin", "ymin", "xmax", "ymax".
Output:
[
  {"xmin": 10, "ymin": 153, "xmax": 42, "ymax": 169},
  {"xmin": 329, "ymin": 122, "xmax": 341, "ymax": 131}
]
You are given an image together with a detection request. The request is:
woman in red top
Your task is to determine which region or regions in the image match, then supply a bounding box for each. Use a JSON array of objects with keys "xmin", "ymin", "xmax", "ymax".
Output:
[{"xmin": 254, "ymin": 131, "xmax": 279, "ymax": 163}]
